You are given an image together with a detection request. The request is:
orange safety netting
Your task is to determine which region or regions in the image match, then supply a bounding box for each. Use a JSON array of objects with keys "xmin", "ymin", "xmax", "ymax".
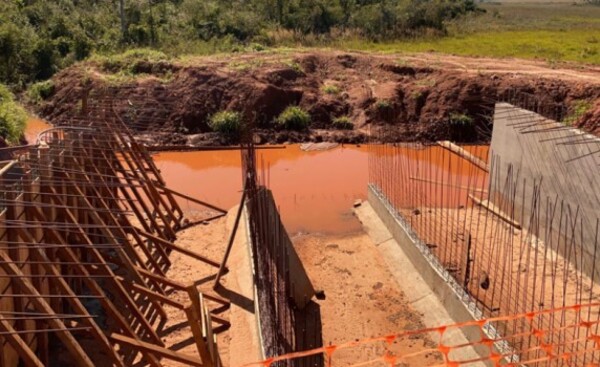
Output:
[{"xmin": 243, "ymin": 303, "xmax": 600, "ymax": 367}]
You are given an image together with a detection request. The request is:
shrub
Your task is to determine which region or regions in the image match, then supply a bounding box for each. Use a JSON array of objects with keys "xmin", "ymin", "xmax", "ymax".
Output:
[
  {"xmin": 208, "ymin": 110, "xmax": 242, "ymax": 135},
  {"xmin": 322, "ymin": 84, "xmax": 340, "ymax": 95},
  {"xmin": 0, "ymin": 84, "xmax": 27, "ymax": 144},
  {"xmin": 375, "ymin": 99, "xmax": 391, "ymax": 110},
  {"xmin": 28, "ymin": 80, "xmax": 55, "ymax": 103},
  {"xmin": 449, "ymin": 112, "xmax": 473, "ymax": 126},
  {"xmin": 332, "ymin": 116, "xmax": 354, "ymax": 130},
  {"xmin": 275, "ymin": 106, "xmax": 310, "ymax": 130}
]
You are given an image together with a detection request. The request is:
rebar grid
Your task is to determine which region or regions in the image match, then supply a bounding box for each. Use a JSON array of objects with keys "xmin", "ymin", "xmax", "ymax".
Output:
[{"xmin": 367, "ymin": 103, "xmax": 600, "ymax": 365}]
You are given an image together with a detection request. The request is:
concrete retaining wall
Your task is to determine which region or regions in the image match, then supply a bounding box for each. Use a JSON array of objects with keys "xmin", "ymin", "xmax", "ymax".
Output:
[{"xmin": 490, "ymin": 102, "xmax": 600, "ymax": 277}]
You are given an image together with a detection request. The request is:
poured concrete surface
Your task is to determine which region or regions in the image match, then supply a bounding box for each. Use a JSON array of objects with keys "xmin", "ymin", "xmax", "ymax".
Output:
[
  {"xmin": 355, "ymin": 200, "xmax": 488, "ymax": 365},
  {"xmin": 227, "ymin": 207, "xmax": 263, "ymax": 366}
]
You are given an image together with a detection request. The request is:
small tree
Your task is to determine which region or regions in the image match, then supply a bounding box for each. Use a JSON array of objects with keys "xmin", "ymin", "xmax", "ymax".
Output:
[{"xmin": 119, "ymin": 0, "xmax": 127, "ymax": 41}]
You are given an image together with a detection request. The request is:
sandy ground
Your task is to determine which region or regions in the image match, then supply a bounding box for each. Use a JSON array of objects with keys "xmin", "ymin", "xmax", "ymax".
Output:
[
  {"xmin": 291, "ymin": 228, "xmax": 440, "ymax": 365},
  {"xmin": 153, "ymin": 211, "xmax": 232, "ymax": 367},
  {"xmin": 152, "ymin": 206, "xmax": 439, "ymax": 366}
]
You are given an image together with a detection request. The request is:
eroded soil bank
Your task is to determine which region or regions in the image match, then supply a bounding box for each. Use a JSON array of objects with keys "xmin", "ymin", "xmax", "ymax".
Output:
[{"xmin": 35, "ymin": 51, "xmax": 600, "ymax": 146}]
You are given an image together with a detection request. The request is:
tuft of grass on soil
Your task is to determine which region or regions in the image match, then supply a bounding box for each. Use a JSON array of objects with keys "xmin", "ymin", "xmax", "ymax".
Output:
[
  {"xmin": 375, "ymin": 99, "xmax": 392, "ymax": 110},
  {"xmin": 90, "ymin": 49, "xmax": 170, "ymax": 73},
  {"xmin": 332, "ymin": 116, "xmax": 354, "ymax": 130},
  {"xmin": 449, "ymin": 112, "xmax": 473, "ymax": 126},
  {"xmin": 87, "ymin": 49, "xmax": 176, "ymax": 85},
  {"xmin": 275, "ymin": 106, "xmax": 310, "ymax": 131},
  {"xmin": 228, "ymin": 59, "xmax": 265, "ymax": 72},
  {"xmin": 562, "ymin": 99, "xmax": 593, "ymax": 126},
  {"xmin": 209, "ymin": 110, "xmax": 242, "ymax": 135},
  {"xmin": 284, "ymin": 60, "xmax": 304, "ymax": 73},
  {"xmin": 321, "ymin": 84, "xmax": 341, "ymax": 95},
  {"xmin": 0, "ymin": 84, "xmax": 27, "ymax": 144}
]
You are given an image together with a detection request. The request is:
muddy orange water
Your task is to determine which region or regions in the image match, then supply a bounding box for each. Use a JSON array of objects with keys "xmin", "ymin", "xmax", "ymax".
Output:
[
  {"xmin": 154, "ymin": 146, "xmax": 369, "ymax": 234},
  {"xmin": 25, "ymin": 118, "xmax": 489, "ymax": 234},
  {"xmin": 369, "ymin": 144, "xmax": 490, "ymax": 208},
  {"xmin": 24, "ymin": 117, "xmax": 52, "ymax": 143}
]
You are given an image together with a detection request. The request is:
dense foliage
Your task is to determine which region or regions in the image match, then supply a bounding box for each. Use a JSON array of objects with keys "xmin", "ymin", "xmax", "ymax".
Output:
[
  {"xmin": 0, "ymin": 84, "xmax": 27, "ymax": 144},
  {"xmin": 0, "ymin": 0, "xmax": 480, "ymax": 87}
]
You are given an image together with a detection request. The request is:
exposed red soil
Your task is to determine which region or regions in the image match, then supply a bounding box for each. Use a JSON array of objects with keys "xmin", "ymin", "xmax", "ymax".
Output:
[{"xmin": 36, "ymin": 51, "xmax": 600, "ymax": 145}]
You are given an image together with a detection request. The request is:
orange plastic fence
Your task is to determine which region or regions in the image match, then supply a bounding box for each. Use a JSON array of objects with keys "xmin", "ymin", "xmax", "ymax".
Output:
[{"xmin": 243, "ymin": 303, "xmax": 600, "ymax": 367}]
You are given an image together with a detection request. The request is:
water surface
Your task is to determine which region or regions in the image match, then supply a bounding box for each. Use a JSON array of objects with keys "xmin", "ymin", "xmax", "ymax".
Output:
[{"xmin": 154, "ymin": 146, "xmax": 369, "ymax": 234}]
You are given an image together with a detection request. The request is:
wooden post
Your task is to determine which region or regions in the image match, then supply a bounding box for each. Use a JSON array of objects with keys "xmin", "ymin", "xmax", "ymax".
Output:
[
  {"xmin": 186, "ymin": 285, "xmax": 214, "ymax": 366},
  {"xmin": 214, "ymin": 181, "xmax": 247, "ymax": 289}
]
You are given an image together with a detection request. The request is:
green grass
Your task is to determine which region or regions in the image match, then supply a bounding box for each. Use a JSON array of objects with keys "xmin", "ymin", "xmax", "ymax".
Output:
[
  {"xmin": 375, "ymin": 99, "xmax": 392, "ymax": 110},
  {"xmin": 338, "ymin": 29, "xmax": 600, "ymax": 64},
  {"xmin": 321, "ymin": 84, "xmax": 341, "ymax": 95},
  {"xmin": 449, "ymin": 112, "xmax": 473, "ymax": 126},
  {"xmin": 454, "ymin": 3, "xmax": 600, "ymax": 32},
  {"xmin": 275, "ymin": 106, "xmax": 310, "ymax": 130},
  {"xmin": 331, "ymin": 3, "xmax": 600, "ymax": 65},
  {"xmin": 90, "ymin": 49, "xmax": 170, "ymax": 73},
  {"xmin": 562, "ymin": 99, "xmax": 593, "ymax": 126},
  {"xmin": 209, "ymin": 110, "xmax": 242, "ymax": 135},
  {"xmin": 332, "ymin": 116, "xmax": 354, "ymax": 130}
]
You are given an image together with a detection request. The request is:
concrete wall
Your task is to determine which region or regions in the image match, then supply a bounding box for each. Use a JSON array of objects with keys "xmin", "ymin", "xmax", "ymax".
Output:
[
  {"xmin": 490, "ymin": 103, "xmax": 600, "ymax": 277},
  {"xmin": 368, "ymin": 185, "xmax": 513, "ymax": 362},
  {"xmin": 244, "ymin": 188, "xmax": 316, "ymax": 359}
]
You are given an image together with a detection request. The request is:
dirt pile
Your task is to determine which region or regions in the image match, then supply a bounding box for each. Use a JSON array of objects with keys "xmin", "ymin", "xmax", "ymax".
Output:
[{"xmin": 36, "ymin": 51, "xmax": 600, "ymax": 145}]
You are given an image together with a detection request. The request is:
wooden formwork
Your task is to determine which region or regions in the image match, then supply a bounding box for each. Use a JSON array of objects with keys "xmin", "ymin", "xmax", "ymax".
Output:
[{"xmin": 0, "ymin": 117, "xmax": 229, "ymax": 366}]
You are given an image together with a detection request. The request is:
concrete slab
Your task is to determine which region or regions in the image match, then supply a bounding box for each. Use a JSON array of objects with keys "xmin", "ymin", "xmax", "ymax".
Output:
[{"xmin": 355, "ymin": 201, "xmax": 488, "ymax": 366}]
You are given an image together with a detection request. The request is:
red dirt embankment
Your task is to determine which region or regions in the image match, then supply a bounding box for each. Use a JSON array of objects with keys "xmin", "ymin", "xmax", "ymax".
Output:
[{"xmin": 36, "ymin": 51, "xmax": 600, "ymax": 145}]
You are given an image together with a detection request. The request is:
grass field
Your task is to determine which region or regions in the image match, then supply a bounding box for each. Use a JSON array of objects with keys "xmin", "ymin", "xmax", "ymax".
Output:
[{"xmin": 333, "ymin": 3, "xmax": 600, "ymax": 65}]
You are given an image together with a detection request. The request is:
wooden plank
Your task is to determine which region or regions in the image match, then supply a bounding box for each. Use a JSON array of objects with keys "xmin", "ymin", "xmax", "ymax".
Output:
[
  {"xmin": 26, "ymin": 205, "xmax": 164, "ymax": 367},
  {"xmin": 0, "ymin": 252, "xmax": 94, "ymax": 367},
  {"xmin": 45, "ymin": 184, "xmax": 168, "ymax": 323},
  {"xmin": 116, "ymin": 276, "xmax": 185, "ymax": 310},
  {"xmin": 161, "ymin": 186, "xmax": 227, "ymax": 214},
  {"xmin": 135, "ymin": 268, "xmax": 231, "ymax": 306},
  {"xmin": 0, "ymin": 160, "xmax": 17, "ymax": 176},
  {"xmin": 14, "ymin": 226, "xmax": 125, "ymax": 367},
  {"xmin": 114, "ymin": 136, "xmax": 178, "ymax": 239},
  {"xmin": 135, "ymin": 266, "xmax": 187, "ymax": 291},
  {"xmin": 437, "ymin": 141, "xmax": 489, "ymax": 173},
  {"xmin": 83, "ymin": 142, "xmax": 173, "ymax": 270},
  {"xmin": 109, "ymin": 333, "xmax": 204, "ymax": 367},
  {"xmin": 200, "ymin": 294, "xmax": 219, "ymax": 365},
  {"xmin": 184, "ymin": 307, "xmax": 213, "ymax": 365},
  {"xmin": 0, "ymin": 315, "xmax": 44, "ymax": 367},
  {"xmin": 136, "ymin": 229, "xmax": 221, "ymax": 268},
  {"xmin": 214, "ymin": 185, "xmax": 246, "ymax": 289},
  {"xmin": 185, "ymin": 285, "xmax": 213, "ymax": 366},
  {"xmin": 69, "ymin": 148, "xmax": 171, "ymax": 274},
  {"xmin": 468, "ymin": 194, "xmax": 522, "ymax": 229},
  {"xmin": 409, "ymin": 176, "xmax": 488, "ymax": 194}
]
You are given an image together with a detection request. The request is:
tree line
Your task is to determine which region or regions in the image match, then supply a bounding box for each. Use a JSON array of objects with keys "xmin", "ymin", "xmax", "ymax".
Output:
[{"xmin": 0, "ymin": 0, "xmax": 482, "ymax": 88}]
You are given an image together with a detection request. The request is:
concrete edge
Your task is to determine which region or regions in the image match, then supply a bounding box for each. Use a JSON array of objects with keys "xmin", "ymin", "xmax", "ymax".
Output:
[{"xmin": 242, "ymin": 203, "xmax": 267, "ymax": 360}]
